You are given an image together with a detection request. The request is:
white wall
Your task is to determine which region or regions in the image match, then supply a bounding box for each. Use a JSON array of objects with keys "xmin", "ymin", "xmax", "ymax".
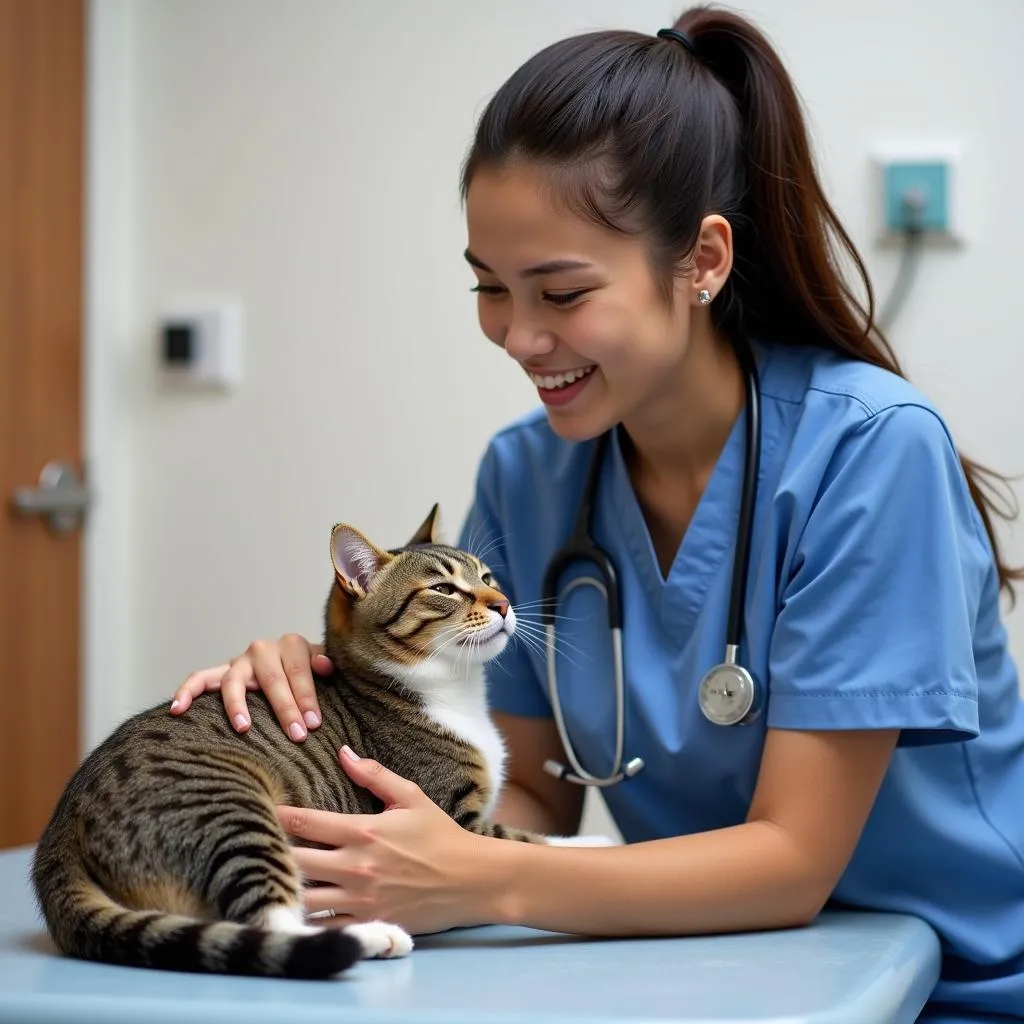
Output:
[
  {"xmin": 84, "ymin": 0, "xmax": 135, "ymax": 752},
  {"xmin": 86, "ymin": 0, "xmax": 1024, "ymax": 838}
]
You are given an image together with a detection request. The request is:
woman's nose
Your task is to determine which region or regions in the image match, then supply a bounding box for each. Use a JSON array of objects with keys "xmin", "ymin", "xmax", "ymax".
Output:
[{"xmin": 503, "ymin": 316, "xmax": 556, "ymax": 361}]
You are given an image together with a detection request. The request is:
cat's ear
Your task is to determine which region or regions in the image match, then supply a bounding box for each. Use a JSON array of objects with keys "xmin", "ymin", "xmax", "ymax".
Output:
[
  {"xmin": 330, "ymin": 524, "xmax": 392, "ymax": 599},
  {"xmin": 408, "ymin": 503, "xmax": 443, "ymax": 546}
]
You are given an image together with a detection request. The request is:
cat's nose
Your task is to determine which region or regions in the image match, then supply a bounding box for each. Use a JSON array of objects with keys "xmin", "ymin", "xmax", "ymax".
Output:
[{"xmin": 489, "ymin": 600, "xmax": 509, "ymax": 619}]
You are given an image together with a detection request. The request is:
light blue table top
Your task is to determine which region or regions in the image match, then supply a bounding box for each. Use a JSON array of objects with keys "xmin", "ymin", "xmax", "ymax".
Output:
[{"xmin": 0, "ymin": 844, "xmax": 941, "ymax": 1023}]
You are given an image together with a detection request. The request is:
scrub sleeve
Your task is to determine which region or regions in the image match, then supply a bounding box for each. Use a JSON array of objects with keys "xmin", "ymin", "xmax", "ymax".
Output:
[{"xmin": 767, "ymin": 403, "xmax": 982, "ymax": 744}]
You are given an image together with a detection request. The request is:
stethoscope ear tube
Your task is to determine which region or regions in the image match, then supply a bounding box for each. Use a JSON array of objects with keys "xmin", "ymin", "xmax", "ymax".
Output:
[
  {"xmin": 725, "ymin": 337, "xmax": 761, "ymax": 654},
  {"xmin": 695, "ymin": 338, "xmax": 763, "ymax": 728}
]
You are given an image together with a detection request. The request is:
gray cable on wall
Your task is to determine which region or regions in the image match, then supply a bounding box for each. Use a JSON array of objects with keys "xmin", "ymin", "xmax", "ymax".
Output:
[{"xmin": 877, "ymin": 191, "xmax": 927, "ymax": 333}]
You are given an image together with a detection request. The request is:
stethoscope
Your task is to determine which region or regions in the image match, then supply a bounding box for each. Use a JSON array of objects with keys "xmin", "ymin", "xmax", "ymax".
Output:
[{"xmin": 540, "ymin": 338, "xmax": 763, "ymax": 787}]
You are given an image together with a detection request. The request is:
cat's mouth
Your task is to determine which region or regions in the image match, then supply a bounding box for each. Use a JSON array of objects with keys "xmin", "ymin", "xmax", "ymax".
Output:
[{"xmin": 456, "ymin": 621, "xmax": 510, "ymax": 649}]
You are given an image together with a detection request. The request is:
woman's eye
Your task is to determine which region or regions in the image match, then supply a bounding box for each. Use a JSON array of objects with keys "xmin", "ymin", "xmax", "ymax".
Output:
[
  {"xmin": 470, "ymin": 284, "xmax": 506, "ymax": 298},
  {"xmin": 544, "ymin": 290, "xmax": 588, "ymax": 307},
  {"xmin": 430, "ymin": 582, "xmax": 457, "ymax": 596}
]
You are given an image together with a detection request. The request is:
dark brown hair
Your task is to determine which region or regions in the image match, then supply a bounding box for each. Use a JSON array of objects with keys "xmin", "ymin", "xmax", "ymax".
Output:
[{"xmin": 461, "ymin": 4, "xmax": 1022, "ymax": 599}]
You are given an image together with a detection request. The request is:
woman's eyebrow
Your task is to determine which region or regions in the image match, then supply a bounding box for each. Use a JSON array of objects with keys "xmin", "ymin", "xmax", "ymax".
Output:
[{"xmin": 463, "ymin": 249, "xmax": 594, "ymax": 278}]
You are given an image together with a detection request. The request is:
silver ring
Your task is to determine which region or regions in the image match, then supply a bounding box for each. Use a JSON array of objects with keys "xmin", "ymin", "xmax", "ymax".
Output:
[{"xmin": 327, "ymin": 908, "xmax": 336, "ymax": 918}]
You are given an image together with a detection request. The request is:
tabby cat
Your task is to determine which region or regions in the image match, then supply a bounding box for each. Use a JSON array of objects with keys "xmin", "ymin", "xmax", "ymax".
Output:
[{"xmin": 32, "ymin": 505, "xmax": 548, "ymax": 979}]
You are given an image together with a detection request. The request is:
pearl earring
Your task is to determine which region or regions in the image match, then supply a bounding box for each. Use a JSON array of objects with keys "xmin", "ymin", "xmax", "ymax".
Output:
[{"xmin": 698, "ymin": 289, "xmax": 712, "ymax": 305}]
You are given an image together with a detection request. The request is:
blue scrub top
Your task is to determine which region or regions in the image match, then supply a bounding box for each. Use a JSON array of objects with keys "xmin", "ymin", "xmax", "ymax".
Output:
[{"xmin": 458, "ymin": 338, "xmax": 1024, "ymax": 1018}]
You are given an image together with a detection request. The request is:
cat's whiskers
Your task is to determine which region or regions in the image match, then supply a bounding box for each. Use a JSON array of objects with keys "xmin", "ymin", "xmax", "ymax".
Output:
[
  {"xmin": 511, "ymin": 630, "xmax": 579, "ymax": 670},
  {"xmin": 408, "ymin": 621, "xmax": 464, "ymax": 658},
  {"xmin": 468, "ymin": 526, "xmax": 515, "ymax": 567},
  {"xmin": 414, "ymin": 624, "xmax": 484, "ymax": 684},
  {"xmin": 513, "ymin": 607, "xmax": 589, "ymax": 624},
  {"xmin": 510, "ymin": 620, "xmax": 590, "ymax": 671},
  {"xmin": 472, "ymin": 537, "xmax": 505, "ymax": 565},
  {"xmin": 460, "ymin": 521, "xmax": 482, "ymax": 560},
  {"xmin": 464, "ymin": 521, "xmax": 499, "ymax": 563},
  {"xmin": 453, "ymin": 632, "xmax": 470, "ymax": 680},
  {"xmin": 512, "ymin": 608, "xmax": 592, "ymax": 647},
  {"xmin": 512, "ymin": 622, "xmax": 590, "ymax": 665},
  {"xmin": 425, "ymin": 622, "xmax": 474, "ymax": 659},
  {"xmin": 379, "ymin": 623, "xmax": 464, "ymax": 693}
]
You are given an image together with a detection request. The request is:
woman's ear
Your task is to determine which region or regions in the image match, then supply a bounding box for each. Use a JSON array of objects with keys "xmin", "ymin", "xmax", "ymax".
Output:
[
  {"xmin": 689, "ymin": 214, "xmax": 734, "ymax": 307},
  {"xmin": 330, "ymin": 524, "xmax": 392, "ymax": 599}
]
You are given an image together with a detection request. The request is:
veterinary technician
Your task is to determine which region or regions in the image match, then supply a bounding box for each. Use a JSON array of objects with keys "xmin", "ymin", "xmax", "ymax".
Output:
[{"xmin": 172, "ymin": 8, "xmax": 1024, "ymax": 1021}]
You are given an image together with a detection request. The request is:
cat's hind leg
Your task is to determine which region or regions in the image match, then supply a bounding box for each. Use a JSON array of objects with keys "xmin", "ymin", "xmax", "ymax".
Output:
[
  {"xmin": 185, "ymin": 793, "xmax": 374, "ymax": 975},
  {"xmin": 207, "ymin": 834, "xmax": 411, "ymax": 960}
]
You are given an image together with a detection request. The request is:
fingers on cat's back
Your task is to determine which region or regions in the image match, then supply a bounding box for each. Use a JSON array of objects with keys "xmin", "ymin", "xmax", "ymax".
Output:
[
  {"xmin": 279, "ymin": 643, "xmax": 323, "ymax": 727},
  {"xmin": 170, "ymin": 664, "xmax": 230, "ymax": 713}
]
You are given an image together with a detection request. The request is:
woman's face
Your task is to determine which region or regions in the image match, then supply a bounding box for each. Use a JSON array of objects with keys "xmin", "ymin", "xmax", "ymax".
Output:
[{"xmin": 464, "ymin": 162, "xmax": 700, "ymax": 443}]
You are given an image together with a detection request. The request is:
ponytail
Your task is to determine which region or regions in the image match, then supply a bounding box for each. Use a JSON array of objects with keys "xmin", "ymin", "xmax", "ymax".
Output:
[
  {"xmin": 673, "ymin": 6, "xmax": 1022, "ymax": 600},
  {"xmin": 462, "ymin": 5, "xmax": 1023, "ymax": 600}
]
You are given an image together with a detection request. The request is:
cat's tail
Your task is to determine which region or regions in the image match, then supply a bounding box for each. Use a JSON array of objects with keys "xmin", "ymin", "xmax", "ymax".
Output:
[{"xmin": 32, "ymin": 848, "xmax": 364, "ymax": 979}]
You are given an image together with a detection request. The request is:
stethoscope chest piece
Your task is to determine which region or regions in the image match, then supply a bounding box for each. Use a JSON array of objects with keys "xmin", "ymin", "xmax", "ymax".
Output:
[{"xmin": 698, "ymin": 654, "xmax": 761, "ymax": 727}]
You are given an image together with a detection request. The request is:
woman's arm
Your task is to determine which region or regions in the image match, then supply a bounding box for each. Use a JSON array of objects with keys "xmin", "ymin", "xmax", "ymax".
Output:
[
  {"xmin": 279, "ymin": 726, "xmax": 898, "ymax": 938},
  {"xmin": 280, "ymin": 724, "xmax": 897, "ymax": 937},
  {"xmin": 484, "ymin": 727, "xmax": 899, "ymax": 936}
]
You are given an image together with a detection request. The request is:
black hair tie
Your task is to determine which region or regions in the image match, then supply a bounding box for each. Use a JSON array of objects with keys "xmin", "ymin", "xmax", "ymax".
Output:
[{"xmin": 656, "ymin": 27, "xmax": 696, "ymax": 55}]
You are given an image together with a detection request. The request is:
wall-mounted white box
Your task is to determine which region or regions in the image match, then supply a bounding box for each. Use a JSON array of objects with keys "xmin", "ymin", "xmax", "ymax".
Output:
[{"xmin": 158, "ymin": 297, "xmax": 244, "ymax": 390}]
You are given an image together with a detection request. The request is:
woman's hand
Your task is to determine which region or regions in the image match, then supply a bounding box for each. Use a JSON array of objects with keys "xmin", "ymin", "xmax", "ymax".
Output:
[
  {"xmin": 169, "ymin": 633, "xmax": 334, "ymax": 741},
  {"xmin": 277, "ymin": 747, "xmax": 501, "ymax": 935}
]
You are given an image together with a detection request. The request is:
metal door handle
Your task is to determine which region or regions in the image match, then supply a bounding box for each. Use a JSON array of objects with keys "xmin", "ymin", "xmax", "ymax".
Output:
[{"xmin": 11, "ymin": 460, "xmax": 91, "ymax": 535}]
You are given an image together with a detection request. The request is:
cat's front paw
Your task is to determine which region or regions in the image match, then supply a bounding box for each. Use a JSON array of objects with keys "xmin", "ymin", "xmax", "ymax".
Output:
[{"xmin": 344, "ymin": 921, "xmax": 414, "ymax": 959}]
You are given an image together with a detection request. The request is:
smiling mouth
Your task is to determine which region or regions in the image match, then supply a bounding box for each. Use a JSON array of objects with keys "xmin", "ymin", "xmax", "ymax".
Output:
[{"xmin": 526, "ymin": 366, "xmax": 597, "ymax": 390}]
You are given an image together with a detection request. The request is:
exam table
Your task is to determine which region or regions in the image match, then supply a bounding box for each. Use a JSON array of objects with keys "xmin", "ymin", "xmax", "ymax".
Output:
[{"xmin": 0, "ymin": 844, "xmax": 941, "ymax": 1023}]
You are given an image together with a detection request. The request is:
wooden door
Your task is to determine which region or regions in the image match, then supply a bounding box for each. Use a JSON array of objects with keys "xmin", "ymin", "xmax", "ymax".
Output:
[{"xmin": 0, "ymin": 0, "xmax": 85, "ymax": 850}]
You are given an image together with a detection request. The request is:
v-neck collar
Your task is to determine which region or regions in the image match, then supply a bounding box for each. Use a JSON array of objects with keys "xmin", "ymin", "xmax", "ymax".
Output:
[{"xmin": 605, "ymin": 340, "xmax": 771, "ymax": 645}]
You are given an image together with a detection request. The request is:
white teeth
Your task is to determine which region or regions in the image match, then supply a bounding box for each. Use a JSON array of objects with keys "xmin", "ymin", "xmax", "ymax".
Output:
[{"xmin": 528, "ymin": 366, "xmax": 596, "ymax": 390}]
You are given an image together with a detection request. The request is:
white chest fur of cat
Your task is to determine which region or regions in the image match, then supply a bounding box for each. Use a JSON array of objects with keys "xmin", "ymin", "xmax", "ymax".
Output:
[
  {"xmin": 391, "ymin": 612, "xmax": 515, "ymax": 820},
  {"xmin": 416, "ymin": 666, "xmax": 508, "ymax": 818}
]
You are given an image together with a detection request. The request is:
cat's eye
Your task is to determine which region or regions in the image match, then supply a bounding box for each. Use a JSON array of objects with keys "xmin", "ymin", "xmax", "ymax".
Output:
[
  {"xmin": 481, "ymin": 573, "xmax": 496, "ymax": 587},
  {"xmin": 429, "ymin": 582, "xmax": 457, "ymax": 596}
]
